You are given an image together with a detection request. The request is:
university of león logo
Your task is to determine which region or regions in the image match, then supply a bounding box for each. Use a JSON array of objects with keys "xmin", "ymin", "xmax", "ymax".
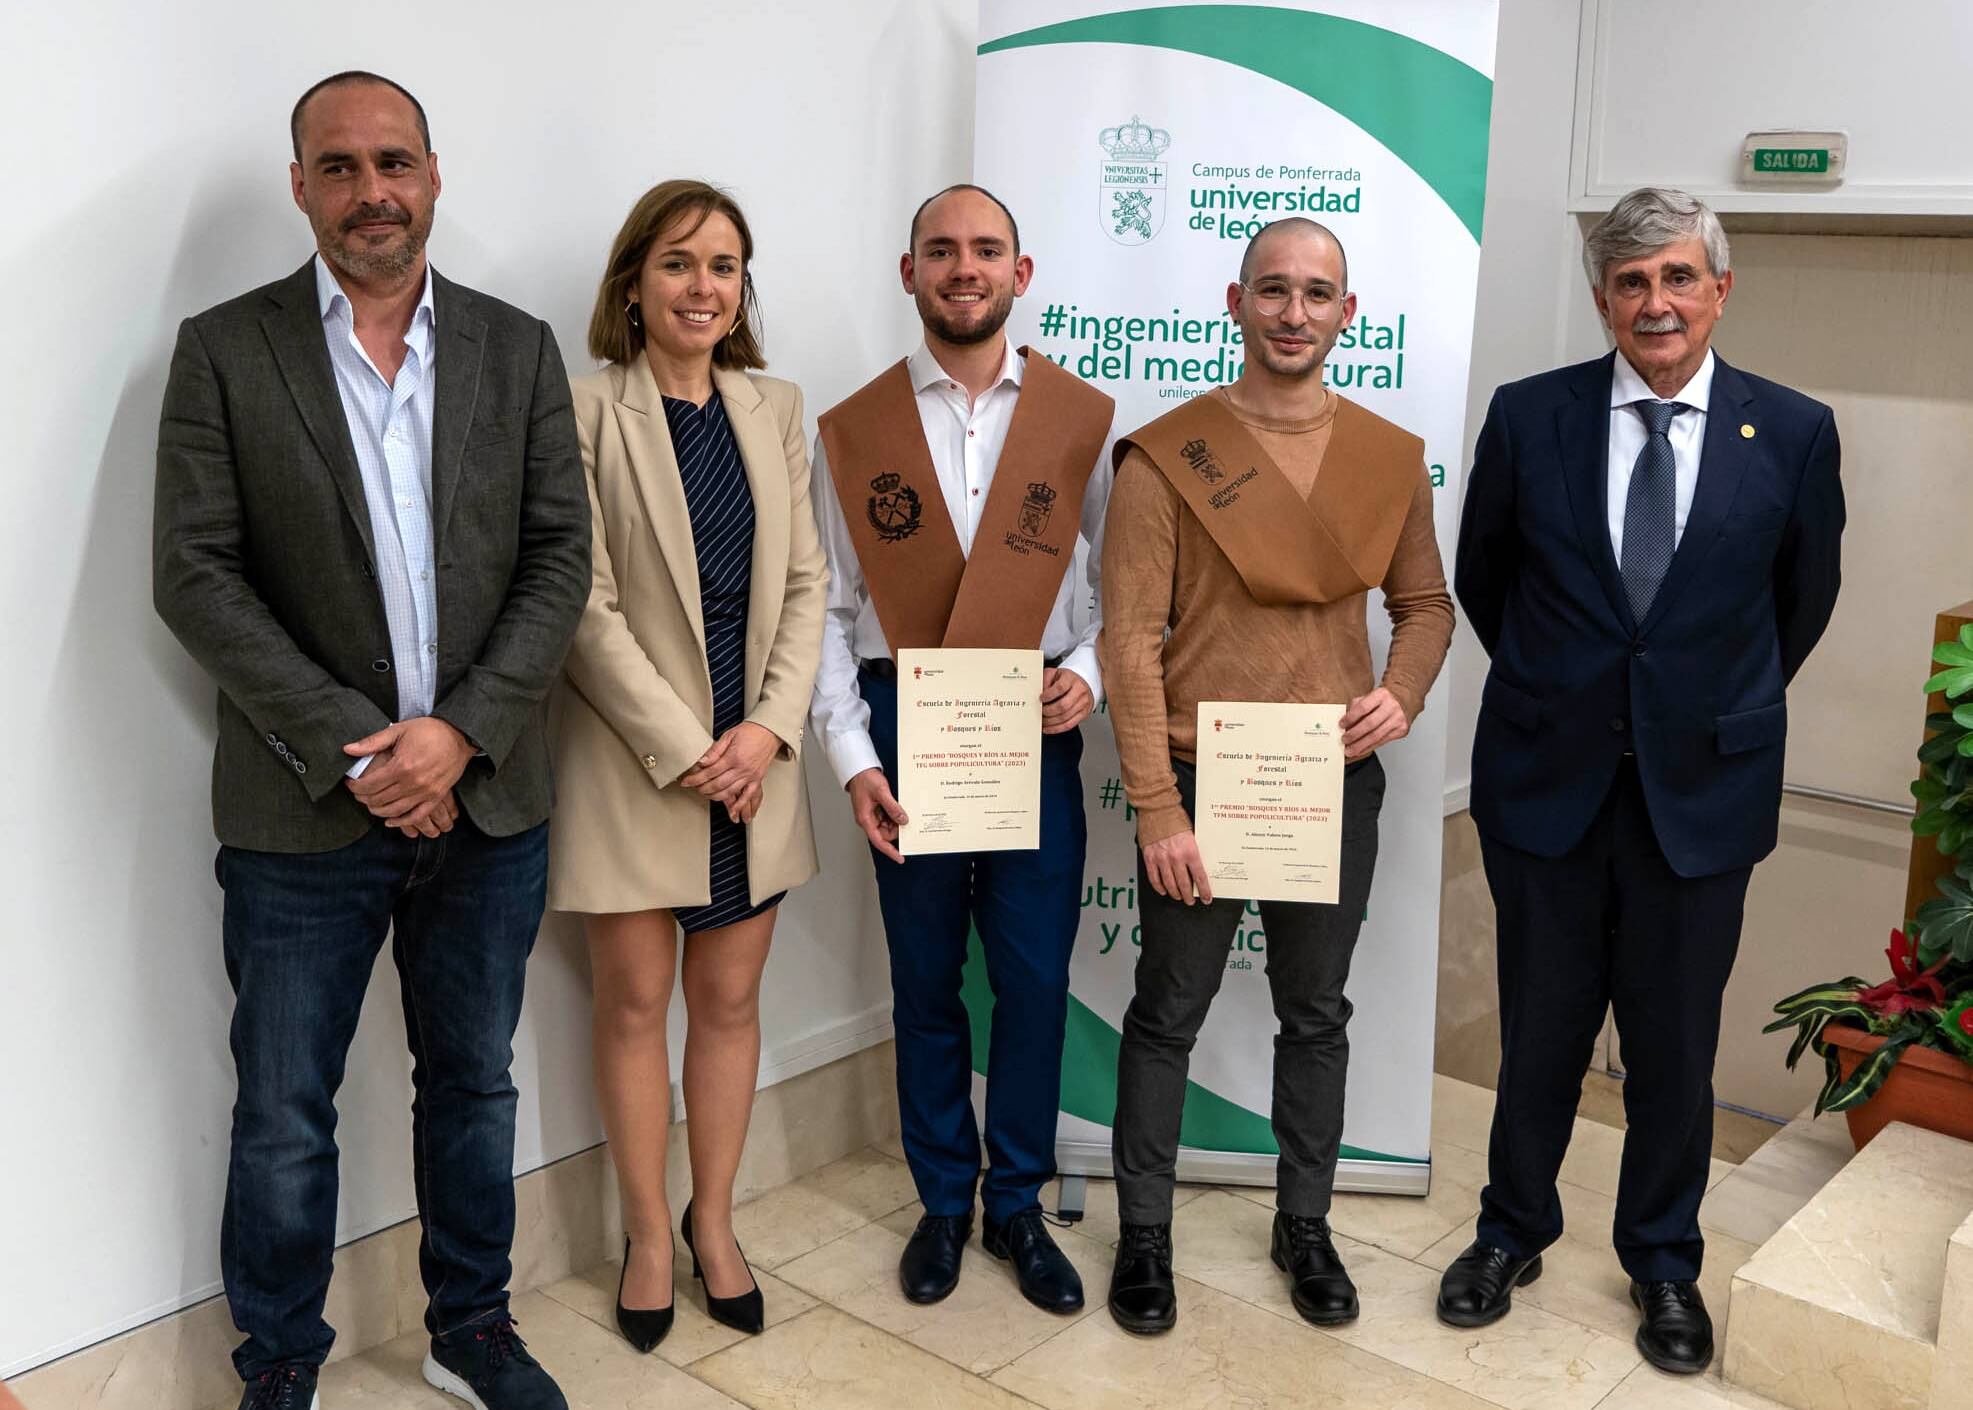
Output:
[
  {"xmin": 1019, "ymin": 481, "xmax": 1057, "ymax": 538},
  {"xmin": 1099, "ymin": 115, "xmax": 1171, "ymax": 246},
  {"xmin": 867, "ymin": 471, "xmax": 922, "ymax": 542},
  {"xmin": 1181, "ymin": 437, "xmax": 1225, "ymax": 485}
]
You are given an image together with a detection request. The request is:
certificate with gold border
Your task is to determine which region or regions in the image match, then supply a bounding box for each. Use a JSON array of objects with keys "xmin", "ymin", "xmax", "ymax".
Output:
[
  {"xmin": 1194, "ymin": 701, "xmax": 1346, "ymax": 902},
  {"xmin": 896, "ymin": 648, "xmax": 1044, "ymax": 855}
]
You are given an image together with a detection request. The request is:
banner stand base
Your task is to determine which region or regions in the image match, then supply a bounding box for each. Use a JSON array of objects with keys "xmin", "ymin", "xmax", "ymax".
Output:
[
  {"xmin": 1055, "ymin": 1141, "xmax": 1432, "ymax": 1198},
  {"xmin": 1054, "ymin": 1173, "xmax": 1089, "ymax": 1223}
]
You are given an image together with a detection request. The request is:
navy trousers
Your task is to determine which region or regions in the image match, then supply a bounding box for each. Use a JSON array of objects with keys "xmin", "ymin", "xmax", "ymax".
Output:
[
  {"xmin": 216, "ymin": 819, "xmax": 547, "ymax": 1377},
  {"xmin": 1476, "ymin": 758, "xmax": 1751, "ymax": 1282},
  {"xmin": 861, "ymin": 666, "xmax": 1086, "ymax": 1223}
]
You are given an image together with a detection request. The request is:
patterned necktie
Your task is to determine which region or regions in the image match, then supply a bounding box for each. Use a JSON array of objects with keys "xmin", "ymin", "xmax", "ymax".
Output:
[{"xmin": 1620, "ymin": 399, "xmax": 1684, "ymax": 621}]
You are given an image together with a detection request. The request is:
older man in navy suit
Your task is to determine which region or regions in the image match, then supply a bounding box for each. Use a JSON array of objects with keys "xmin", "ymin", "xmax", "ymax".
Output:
[{"xmin": 1441, "ymin": 188, "xmax": 1843, "ymax": 1374}]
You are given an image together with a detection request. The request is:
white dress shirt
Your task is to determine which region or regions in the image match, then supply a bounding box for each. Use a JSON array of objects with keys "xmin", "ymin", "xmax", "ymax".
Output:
[
  {"xmin": 808, "ymin": 339, "xmax": 1115, "ymax": 787},
  {"xmin": 315, "ymin": 255, "xmax": 439, "ymax": 776},
  {"xmin": 1607, "ymin": 347, "xmax": 1713, "ymax": 559}
]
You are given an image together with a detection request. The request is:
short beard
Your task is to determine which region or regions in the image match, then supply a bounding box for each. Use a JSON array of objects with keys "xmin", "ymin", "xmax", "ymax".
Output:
[
  {"xmin": 917, "ymin": 284, "xmax": 1013, "ymax": 346},
  {"xmin": 318, "ymin": 204, "xmax": 429, "ymax": 283}
]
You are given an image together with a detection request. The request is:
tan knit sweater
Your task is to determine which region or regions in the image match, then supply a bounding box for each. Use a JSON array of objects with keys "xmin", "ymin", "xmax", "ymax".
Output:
[{"xmin": 1099, "ymin": 387, "xmax": 1455, "ymax": 846}]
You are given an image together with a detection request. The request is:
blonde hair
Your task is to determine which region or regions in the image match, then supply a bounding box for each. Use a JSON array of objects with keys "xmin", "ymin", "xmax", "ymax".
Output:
[{"xmin": 587, "ymin": 179, "xmax": 766, "ymax": 370}]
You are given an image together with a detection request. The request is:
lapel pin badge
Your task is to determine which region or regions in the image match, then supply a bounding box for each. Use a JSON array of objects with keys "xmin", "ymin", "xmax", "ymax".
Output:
[{"xmin": 1740, "ymin": 423, "xmax": 1756, "ymax": 439}]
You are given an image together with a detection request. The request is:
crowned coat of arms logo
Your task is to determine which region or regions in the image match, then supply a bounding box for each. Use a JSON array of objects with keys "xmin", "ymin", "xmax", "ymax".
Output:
[
  {"xmin": 867, "ymin": 471, "xmax": 922, "ymax": 542},
  {"xmin": 1099, "ymin": 115, "xmax": 1171, "ymax": 246},
  {"xmin": 1019, "ymin": 481, "xmax": 1057, "ymax": 538},
  {"xmin": 1181, "ymin": 437, "xmax": 1225, "ymax": 485}
]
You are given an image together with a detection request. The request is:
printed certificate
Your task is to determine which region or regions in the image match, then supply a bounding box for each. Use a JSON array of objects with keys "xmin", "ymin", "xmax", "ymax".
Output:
[
  {"xmin": 1194, "ymin": 701, "xmax": 1347, "ymax": 902},
  {"xmin": 896, "ymin": 648, "xmax": 1045, "ymax": 855}
]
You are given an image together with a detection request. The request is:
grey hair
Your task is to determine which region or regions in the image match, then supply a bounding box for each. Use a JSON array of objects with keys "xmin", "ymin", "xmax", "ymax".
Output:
[{"xmin": 1582, "ymin": 187, "xmax": 1730, "ymax": 288}]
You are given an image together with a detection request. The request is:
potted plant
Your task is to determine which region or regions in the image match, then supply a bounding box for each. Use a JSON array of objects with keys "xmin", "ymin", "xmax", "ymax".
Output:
[{"xmin": 1766, "ymin": 624, "xmax": 1973, "ymax": 1149}]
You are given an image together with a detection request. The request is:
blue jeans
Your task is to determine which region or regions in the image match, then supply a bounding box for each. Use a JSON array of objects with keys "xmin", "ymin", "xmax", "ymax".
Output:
[
  {"xmin": 861, "ymin": 667, "xmax": 1086, "ymax": 1223},
  {"xmin": 216, "ymin": 818, "xmax": 547, "ymax": 1378}
]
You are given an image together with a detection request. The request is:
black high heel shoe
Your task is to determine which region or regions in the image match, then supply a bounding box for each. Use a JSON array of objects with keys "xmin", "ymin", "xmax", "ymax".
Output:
[
  {"xmin": 680, "ymin": 1199, "xmax": 765, "ymax": 1334},
  {"xmin": 615, "ymin": 1233, "xmax": 676, "ymax": 1353}
]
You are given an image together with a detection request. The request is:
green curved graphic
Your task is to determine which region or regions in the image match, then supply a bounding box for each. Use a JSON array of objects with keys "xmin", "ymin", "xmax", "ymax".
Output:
[
  {"xmin": 978, "ymin": 5, "xmax": 1492, "ymax": 242},
  {"xmin": 959, "ymin": 932, "xmax": 1415, "ymax": 1162}
]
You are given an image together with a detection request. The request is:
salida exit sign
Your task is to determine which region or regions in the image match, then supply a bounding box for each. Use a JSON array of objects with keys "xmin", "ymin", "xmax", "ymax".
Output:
[{"xmin": 1740, "ymin": 131, "xmax": 1847, "ymax": 183}]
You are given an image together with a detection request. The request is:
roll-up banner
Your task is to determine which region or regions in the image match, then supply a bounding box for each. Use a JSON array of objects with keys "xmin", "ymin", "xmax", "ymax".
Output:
[{"xmin": 965, "ymin": 0, "xmax": 1496, "ymax": 1193}]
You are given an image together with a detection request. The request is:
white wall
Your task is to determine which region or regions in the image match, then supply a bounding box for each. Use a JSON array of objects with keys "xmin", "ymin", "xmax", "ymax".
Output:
[
  {"xmin": 0, "ymin": 0, "xmax": 972, "ymax": 1376},
  {"xmin": 1443, "ymin": 0, "xmax": 1606, "ymax": 801}
]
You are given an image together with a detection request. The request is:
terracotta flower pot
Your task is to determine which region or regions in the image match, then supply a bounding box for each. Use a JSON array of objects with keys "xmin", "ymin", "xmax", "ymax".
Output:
[{"xmin": 1822, "ymin": 1022, "xmax": 1973, "ymax": 1150}]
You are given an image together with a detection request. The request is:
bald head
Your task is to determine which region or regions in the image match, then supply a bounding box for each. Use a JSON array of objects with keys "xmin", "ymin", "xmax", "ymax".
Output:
[{"xmin": 1240, "ymin": 217, "xmax": 1348, "ymax": 291}]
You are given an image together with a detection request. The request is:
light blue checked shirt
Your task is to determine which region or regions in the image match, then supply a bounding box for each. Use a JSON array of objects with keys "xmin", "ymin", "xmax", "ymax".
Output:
[{"xmin": 314, "ymin": 255, "xmax": 439, "ymax": 777}]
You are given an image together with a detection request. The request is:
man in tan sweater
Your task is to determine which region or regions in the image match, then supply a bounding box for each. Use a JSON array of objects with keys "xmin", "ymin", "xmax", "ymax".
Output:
[{"xmin": 1098, "ymin": 218, "xmax": 1453, "ymax": 1335}]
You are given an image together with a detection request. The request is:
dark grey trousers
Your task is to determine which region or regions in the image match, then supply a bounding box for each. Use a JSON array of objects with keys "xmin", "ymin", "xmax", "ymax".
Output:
[{"xmin": 1112, "ymin": 755, "xmax": 1385, "ymax": 1222}]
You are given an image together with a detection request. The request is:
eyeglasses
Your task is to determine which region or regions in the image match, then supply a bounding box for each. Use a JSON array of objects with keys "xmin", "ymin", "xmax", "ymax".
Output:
[{"xmin": 1240, "ymin": 281, "xmax": 1340, "ymax": 316}]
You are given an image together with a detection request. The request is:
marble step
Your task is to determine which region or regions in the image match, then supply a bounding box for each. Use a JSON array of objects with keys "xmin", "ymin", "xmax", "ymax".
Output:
[{"xmin": 1723, "ymin": 1121, "xmax": 1973, "ymax": 1410}]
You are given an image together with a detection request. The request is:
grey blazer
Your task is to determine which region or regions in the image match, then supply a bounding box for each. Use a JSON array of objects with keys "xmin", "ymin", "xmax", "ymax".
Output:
[{"xmin": 154, "ymin": 259, "xmax": 591, "ymax": 853}]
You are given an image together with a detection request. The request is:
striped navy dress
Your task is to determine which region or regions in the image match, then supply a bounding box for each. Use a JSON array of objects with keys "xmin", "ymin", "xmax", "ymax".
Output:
[{"xmin": 663, "ymin": 392, "xmax": 784, "ymax": 934}]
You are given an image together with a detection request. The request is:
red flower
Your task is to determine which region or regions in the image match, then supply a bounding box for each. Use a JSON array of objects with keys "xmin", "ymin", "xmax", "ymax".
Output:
[
  {"xmin": 1856, "ymin": 929, "xmax": 1949, "ymax": 1015},
  {"xmin": 1961, "ymin": 1008, "xmax": 1973, "ymax": 1039}
]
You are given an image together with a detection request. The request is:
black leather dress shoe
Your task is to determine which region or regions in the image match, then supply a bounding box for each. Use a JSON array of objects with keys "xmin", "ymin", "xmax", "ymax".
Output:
[
  {"xmin": 1435, "ymin": 1240, "xmax": 1544, "ymax": 1327},
  {"xmin": 899, "ymin": 1213, "xmax": 973, "ymax": 1304},
  {"xmin": 1108, "ymin": 1222, "xmax": 1177, "ymax": 1334},
  {"xmin": 1631, "ymin": 1280, "xmax": 1713, "ymax": 1374},
  {"xmin": 1270, "ymin": 1212, "xmax": 1359, "ymax": 1326},
  {"xmin": 981, "ymin": 1209, "xmax": 1085, "ymax": 1313}
]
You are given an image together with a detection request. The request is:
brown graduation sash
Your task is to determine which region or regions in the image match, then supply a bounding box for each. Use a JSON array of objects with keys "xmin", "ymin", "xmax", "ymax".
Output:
[
  {"xmin": 1118, "ymin": 391, "xmax": 1420, "ymax": 605},
  {"xmin": 819, "ymin": 348, "xmax": 1114, "ymax": 650}
]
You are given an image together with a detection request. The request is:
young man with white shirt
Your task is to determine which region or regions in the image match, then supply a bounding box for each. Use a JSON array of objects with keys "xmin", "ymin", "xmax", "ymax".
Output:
[
  {"xmin": 1445, "ymin": 188, "xmax": 1844, "ymax": 1374},
  {"xmin": 152, "ymin": 72, "xmax": 588, "ymax": 1410},
  {"xmin": 808, "ymin": 184, "xmax": 1115, "ymax": 1313}
]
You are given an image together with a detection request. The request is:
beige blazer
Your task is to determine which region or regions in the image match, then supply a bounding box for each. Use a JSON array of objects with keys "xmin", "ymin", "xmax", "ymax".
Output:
[{"xmin": 548, "ymin": 357, "xmax": 827, "ymax": 914}]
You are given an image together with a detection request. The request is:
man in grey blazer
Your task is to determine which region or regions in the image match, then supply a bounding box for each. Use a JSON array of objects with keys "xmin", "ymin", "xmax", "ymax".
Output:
[{"xmin": 153, "ymin": 71, "xmax": 588, "ymax": 1410}]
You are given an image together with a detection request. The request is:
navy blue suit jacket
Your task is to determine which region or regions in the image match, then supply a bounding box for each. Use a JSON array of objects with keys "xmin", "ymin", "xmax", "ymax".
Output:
[{"xmin": 1455, "ymin": 352, "xmax": 1843, "ymax": 878}]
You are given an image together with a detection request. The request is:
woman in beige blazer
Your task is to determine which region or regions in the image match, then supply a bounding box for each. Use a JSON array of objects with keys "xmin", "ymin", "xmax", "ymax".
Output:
[{"xmin": 550, "ymin": 180, "xmax": 826, "ymax": 1351}]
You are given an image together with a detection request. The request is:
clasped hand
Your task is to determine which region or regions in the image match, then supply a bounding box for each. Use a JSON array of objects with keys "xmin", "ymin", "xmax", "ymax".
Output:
[
  {"xmin": 679, "ymin": 721, "xmax": 780, "ymax": 824},
  {"xmin": 343, "ymin": 717, "xmax": 476, "ymax": 839}
]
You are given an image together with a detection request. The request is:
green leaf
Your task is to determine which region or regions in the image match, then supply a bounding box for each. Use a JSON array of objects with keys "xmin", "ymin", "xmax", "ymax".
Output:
[
  {"xmin": 1962, "ymin": 622, "xmax": 1973, "ymax": 652},
  {"xmin": 1916, "ymin": 807, "xmax": 1951, "ymax": 836},
  {"xmin": 1770, "ymin": 979, "xmax": 1871, "ymax": 1012},
  {"xmin": 1915, "ymin": 776, "xmax": 1949, "ymax": 805},
  {"xmin": 1931, "ymin": 712, "xmax": 1961, "ymax": 733},
  {"xmin": 1936, "ymin": 639, "xmax": 1973, "ymax": 668},
  {"xmin": 1813, "ymin": 1042, "xmax": 1846, "ymax": 1116},
  {"xmin": 1943, "ymin": 820, "xmax": 1971, "ymax": 854},
  {"xmin": 1916, "ymin": 879, "xmax": 1973, "ymax": 963},
  {"xmin": 1764, "ymin": 998, "xmax": 1871, "ymax": 1031},
  {"xmin": 1927, "ymin": 665, "xmax": 1973, "ymax": 698},
  {"xmin": 1766, "ymin": 986, "xmax": 1879, "ymax": 1074},
  {"xmin": 1922, "ymin": 730, "xmax": 1968, "ymax": 765},
  {"xmin": 1956, "ymin": 704, "xmax": 1973, "ymax": 731},
  {"xmin": 1822, "ymin": 1029, "xmax": 1922, "ymax": 1112},
  {"xmin": 1960, "ymin": 734, "xmax": 1973, "ymax": 758}
]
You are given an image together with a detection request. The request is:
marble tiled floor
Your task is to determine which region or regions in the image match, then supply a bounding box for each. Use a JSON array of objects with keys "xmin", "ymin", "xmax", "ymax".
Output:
[{"xmin": 208, "ymin": 1078, "xmax": 1800, "ymax": 1410}]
